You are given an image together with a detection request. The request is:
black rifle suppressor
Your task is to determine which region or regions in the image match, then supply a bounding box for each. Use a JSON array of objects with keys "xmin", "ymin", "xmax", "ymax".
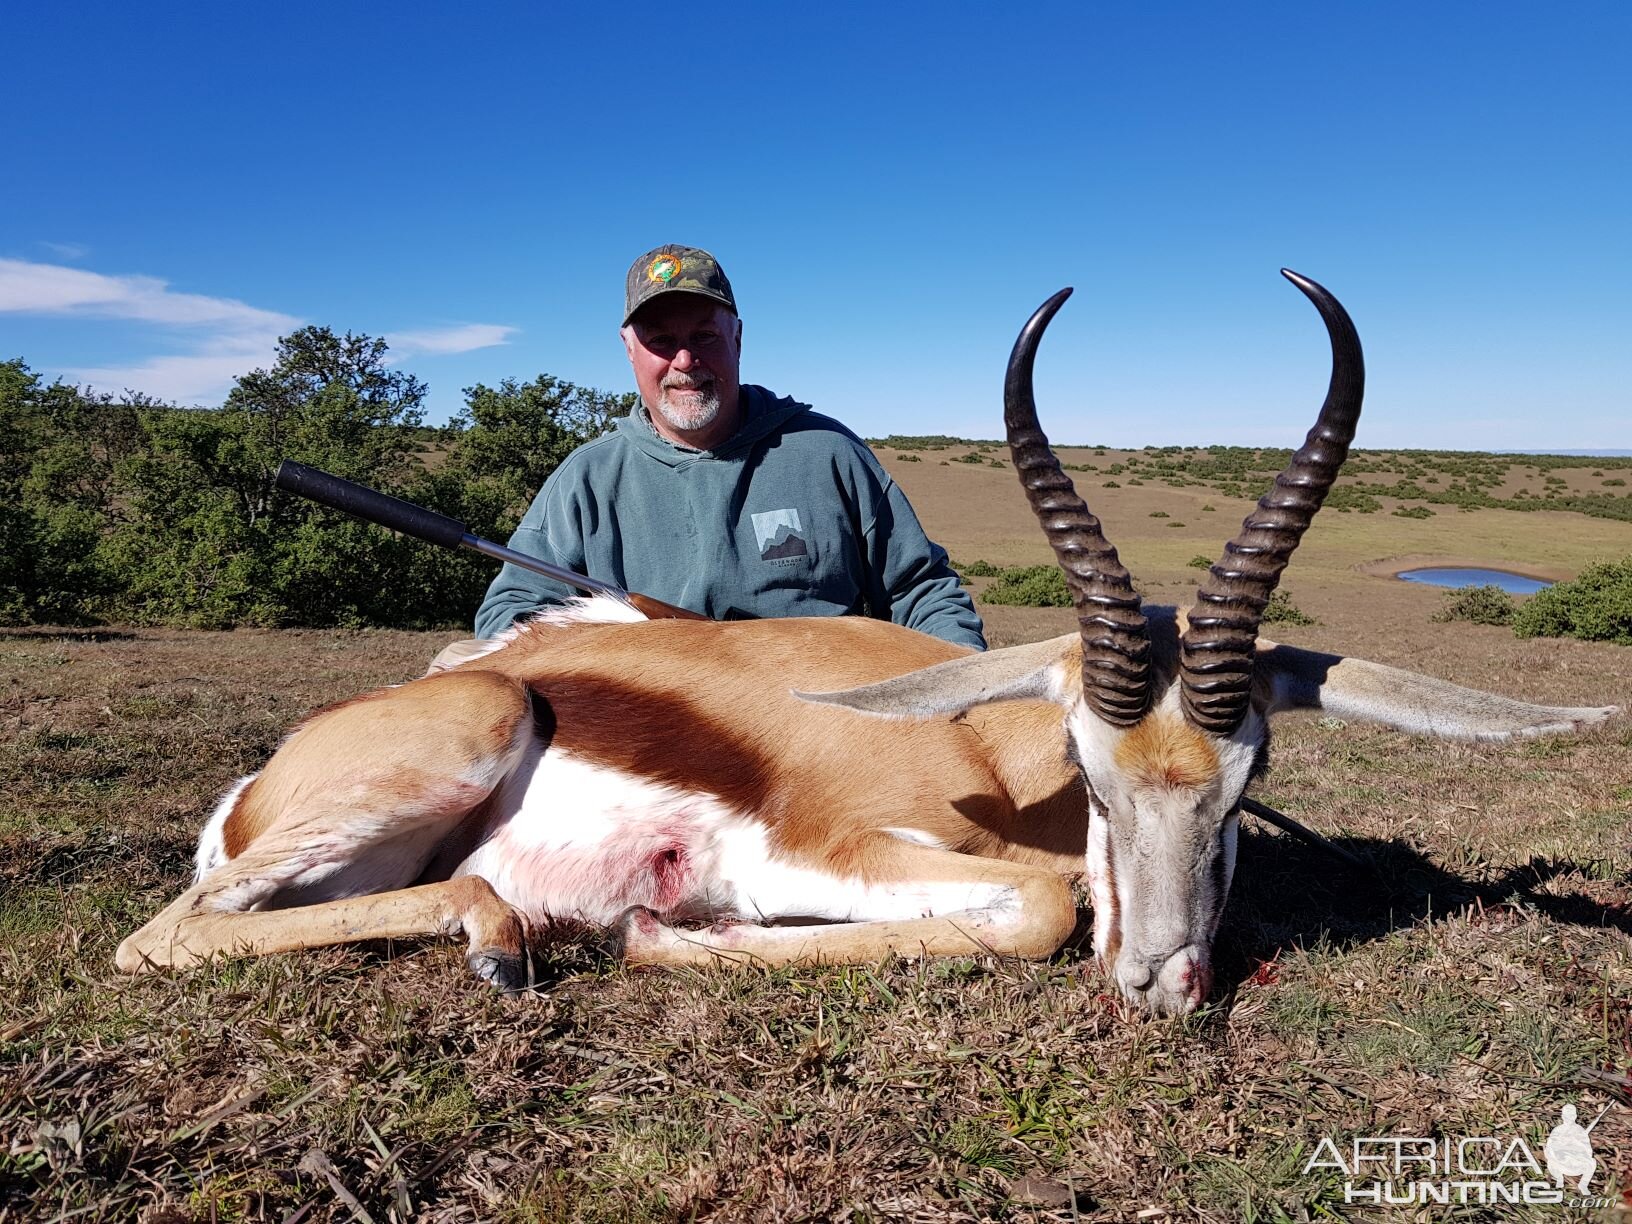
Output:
[
  {"xmin": 272, "ymin": 460, "xmax": 705, "ymax": 621},
  {"xmin": 271, "ymin": 463, "xmax": 1355, "ymax": 866}
]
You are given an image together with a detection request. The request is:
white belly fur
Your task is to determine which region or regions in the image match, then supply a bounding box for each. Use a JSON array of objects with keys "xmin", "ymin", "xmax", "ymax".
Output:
[
  {"xmin": 454, "ymin": 745, "xmax": 744, "ymax": 925},
  {"xmin": 454, "ymin": 747, "xmax": 1012, "ymax": 927},
  {"xmin": 194, "ymin": 775, "xmax": 254, "ymax": 882}
]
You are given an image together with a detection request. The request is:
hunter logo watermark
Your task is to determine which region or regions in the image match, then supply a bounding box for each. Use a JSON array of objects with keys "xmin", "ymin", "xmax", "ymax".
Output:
[
  {"xmin": 1305, "ymin": 1103, "xmax": 1612, "ymax": 1207},
  {"xmin": 1544, "ymin": 1104, "xmax": 1601, "ymax": 1194}
]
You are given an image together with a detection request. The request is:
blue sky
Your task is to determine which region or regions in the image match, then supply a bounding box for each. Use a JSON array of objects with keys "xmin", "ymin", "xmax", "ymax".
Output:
[{"xmin": 3, "ymin": 3, "xmax": 1627, "ymax": 449}]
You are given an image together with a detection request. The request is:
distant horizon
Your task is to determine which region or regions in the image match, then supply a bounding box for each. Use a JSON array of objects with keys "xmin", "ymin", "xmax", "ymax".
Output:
[
  {"xmin": 7, "ymin": 353, "xmax": 1626, "ymax": 457},
  {"xmin": 867, "ymin": 436, "xmax": 1632, "ymax": 459}
]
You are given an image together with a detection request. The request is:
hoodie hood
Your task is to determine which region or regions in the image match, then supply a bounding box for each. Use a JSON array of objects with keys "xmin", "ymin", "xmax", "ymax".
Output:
[{"xmin": 613, "ymin": 385, "xmax": 811, "ymax": 467}]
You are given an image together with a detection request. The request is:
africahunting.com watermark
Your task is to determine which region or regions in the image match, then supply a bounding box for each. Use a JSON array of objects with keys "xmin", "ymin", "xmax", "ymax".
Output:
[{"xmin": 1305, "ymin": 1103, "xmax": 1614, "ymax": 1208}]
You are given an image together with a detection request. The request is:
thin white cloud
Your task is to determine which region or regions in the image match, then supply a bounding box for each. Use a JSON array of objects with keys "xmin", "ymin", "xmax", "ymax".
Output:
[
  {"xmin": 0, "ymin": 258, "xmax": 298, "ymax": 332},
  {"xmin": 38, "ymin": 241, "xmax": 90, "ymax": 261},
  {"xmin": 0, "ymin": 258, "xmax": 298, "ymax": 404},
  {"xmin": 65, "ymin": 351, "xmax": 280, "ymax": 404},
  {"xmin": 387, "ymin": 322, "xmax": 517, "ymax": 358},
  {"xmin": 2, "ymin": 258, "xmax": 518, "ymax": 405}
]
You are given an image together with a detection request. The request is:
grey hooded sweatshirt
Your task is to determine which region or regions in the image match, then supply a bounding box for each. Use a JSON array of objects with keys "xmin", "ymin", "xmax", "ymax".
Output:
[{"xmin": 473, "ymin": 385, "xmax": 985, "ymax": 649}]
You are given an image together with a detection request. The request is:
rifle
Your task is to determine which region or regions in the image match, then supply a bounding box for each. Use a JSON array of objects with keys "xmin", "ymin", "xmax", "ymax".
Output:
[{"xmin": 273, "ymin": 460, "xmax": 708, "ymax": 622}]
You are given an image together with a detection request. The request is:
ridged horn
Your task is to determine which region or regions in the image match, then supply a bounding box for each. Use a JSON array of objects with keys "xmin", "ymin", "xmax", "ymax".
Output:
[
  {"xmin": 1180, "ymin": 269, "xmax": 1365, "ymax": 734},
  {"xmin": 1005, "ymin": 288, "xmax": 1150, "ymax": 726}
]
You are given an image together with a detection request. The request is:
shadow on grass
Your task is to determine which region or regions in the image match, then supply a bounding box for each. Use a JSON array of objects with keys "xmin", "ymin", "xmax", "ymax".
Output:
[
  {"xmin": 0, "ymin": 627, "xmax": 138, "ymax": 642},
  {"xmin": 1214, "ymin": 823, "xmax": 1632, "ymax": 995}
]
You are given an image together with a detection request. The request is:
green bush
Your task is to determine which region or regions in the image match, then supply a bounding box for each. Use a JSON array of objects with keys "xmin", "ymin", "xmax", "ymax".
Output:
[
  {"xmin": 1392, "ymin": 505, "xmax": 1434, "ymax": 519},
  {"xmin": 1, "ymin": 360, "xmax": 142, "ymax": 625},
  {"xmin": 1431, "ymin": 584, "xmax": 1515, "ymax": 626},
  {"xmin": 954, "ymin": 559, "xmax": 1003, "ymax": 578},
  {"xmin": 1511, "ymin": 558, "xmax": 1632, "ymax": 645},
  {"xmin": 1323, "ymin": 484, "xmax": 1382, "ymax": 514},
  {"xmin": 1188, "ymin": 555, "xmax": 1212, "ymax": 569},
  {"xmin": 1262, "ymin": 590, "xmax": 1316, "ymax": 626},
  {"xmin": 867, "ymin": 434, "xmax": 989, "ymax": 451},
  {"xmin": 0, "ymin": 338, "xmax": 634, "ymax": 629},
  {"xmin": 980, "ymin": 565, "xmax": 1071, "ymax": 607}
]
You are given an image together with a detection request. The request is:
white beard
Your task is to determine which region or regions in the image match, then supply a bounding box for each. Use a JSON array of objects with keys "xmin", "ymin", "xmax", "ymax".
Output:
[{"xmin": 653, "ymin": 382, "xmax": 722, "ymax": 434}]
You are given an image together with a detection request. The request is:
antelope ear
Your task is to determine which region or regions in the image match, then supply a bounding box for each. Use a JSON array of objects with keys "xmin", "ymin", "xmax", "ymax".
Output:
[
  {"xmin": 795, "ymin": 635, "xmax": 1077, "ymax": 719},
  {"xmin": 1256, "ymin": 640, "xmax": 1619, "ymax": 740}
]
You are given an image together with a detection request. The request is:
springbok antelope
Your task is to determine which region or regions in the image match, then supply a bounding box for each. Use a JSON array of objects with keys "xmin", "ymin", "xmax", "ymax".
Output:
[{"xmin": 117, "ymin": 272, "xmax": 1617, "ymax": 1014}]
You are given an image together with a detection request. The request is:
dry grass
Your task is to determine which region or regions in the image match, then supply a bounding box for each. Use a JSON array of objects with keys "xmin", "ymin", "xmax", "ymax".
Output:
[{"xmin": 3, "ymin": 448, "xmax": 1631, "ymax": 1221}]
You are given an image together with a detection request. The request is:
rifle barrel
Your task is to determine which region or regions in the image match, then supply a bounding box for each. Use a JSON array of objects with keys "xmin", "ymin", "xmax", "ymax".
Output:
[{"xmin": 273, "ymin": 459, "xmax": 638, "ymax": 609}]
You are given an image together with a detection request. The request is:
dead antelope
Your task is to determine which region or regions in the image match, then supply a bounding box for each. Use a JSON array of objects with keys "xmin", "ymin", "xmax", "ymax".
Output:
[{"xmin": 118, "ymin": 272, "xmax": 1617, "ymax": 1014}]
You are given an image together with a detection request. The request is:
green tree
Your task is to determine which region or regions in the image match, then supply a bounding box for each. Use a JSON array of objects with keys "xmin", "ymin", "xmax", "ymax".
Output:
[
  {"xmin": 0, "ymin": 359, "xmax": 45, "ymax": 622},
  {"xmin": 396, "ymin": 375, "xmax": 637, "ymax": 627},
  {"xmin": 5, "ymin": 341, "xmax": 638, "ymax": 630},
  {"xmin": 442, "ymin": 375, "xmax": 634, "ymax": 523},
  {"xmin": 108, "ymin": 328, "xmax": 431, "ymax": 627},
  {"xmin": 0, "ymin": 360, "xmax": 141, "ymax": 623},
  {"xmin": 226, "ymin": 326, "xmax": 428, "ymax": 517}
]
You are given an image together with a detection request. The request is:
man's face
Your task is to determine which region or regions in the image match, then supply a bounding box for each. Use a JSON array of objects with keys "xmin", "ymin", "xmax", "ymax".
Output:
[{"xmin": 621, "ymin": 295, "xmax": 743, "ymax": 448}]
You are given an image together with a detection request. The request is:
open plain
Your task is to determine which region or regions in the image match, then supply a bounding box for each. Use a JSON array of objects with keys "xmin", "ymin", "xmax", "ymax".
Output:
[{"xmin": 3, "ymin": 445, "xmax": 1630, "ymax": 1221}]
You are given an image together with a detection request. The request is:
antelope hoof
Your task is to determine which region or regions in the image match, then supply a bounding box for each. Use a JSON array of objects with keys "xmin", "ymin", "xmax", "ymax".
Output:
[
  {"xmin": 465, "ymin": 906, "xmax": 534, "ymax": 990},
  {"xmin": 467, "ymin": 946, "xmax": 532, "ymax": 991}
]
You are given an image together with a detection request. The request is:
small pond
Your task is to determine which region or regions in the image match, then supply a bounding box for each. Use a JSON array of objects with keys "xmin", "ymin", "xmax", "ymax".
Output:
[{"xmin": 1397, "ymin": 567, "xmax": 1552, "ymax": 595}]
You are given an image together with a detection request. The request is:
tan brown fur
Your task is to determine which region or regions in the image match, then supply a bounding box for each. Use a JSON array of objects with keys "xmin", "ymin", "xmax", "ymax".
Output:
[
  {"xmin": 1112, "ymin": 715, "xmax": 1221, "ymax": 791},
  {"xmin": 219, "ymin": 784, "xmax": 258, "ymax": 859},
  {"xmin": 119, "ymin": 615, "xmax": 1089, "ymax": 978},
  {"xmin": 479, "ymin": 617, "xmax": 1086, "ymax": 867},
  {"xmin": 952, "ymin": 702, "xmax": 1086, "ymax": 874},
  {"xmin": 224, "ymin": 669, "xmax": 529, "ymax": 860}
]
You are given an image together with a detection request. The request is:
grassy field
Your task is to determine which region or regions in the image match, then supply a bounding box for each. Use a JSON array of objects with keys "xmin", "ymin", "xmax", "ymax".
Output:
[{"xmin": 3, "ymin": 445, "xmax": 1630, "ymax": 1221}]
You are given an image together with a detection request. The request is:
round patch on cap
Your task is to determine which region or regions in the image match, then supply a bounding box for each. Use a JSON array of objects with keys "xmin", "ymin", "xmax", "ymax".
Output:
[{"xmin": 647, "ymin": 254, "xmax": 683, "ymax": 283}]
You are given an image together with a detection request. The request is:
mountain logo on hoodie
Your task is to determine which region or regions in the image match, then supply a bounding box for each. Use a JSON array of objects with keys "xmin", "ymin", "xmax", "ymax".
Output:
[{"xmin": 751, "ymin": 508, "xmax": 809, "ymax": 561}]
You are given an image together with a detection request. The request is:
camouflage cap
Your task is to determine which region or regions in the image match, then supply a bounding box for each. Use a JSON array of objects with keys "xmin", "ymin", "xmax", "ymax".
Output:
[{"xmin": 623, "ymin": 245, "xmax": 737, "ymax": 325}]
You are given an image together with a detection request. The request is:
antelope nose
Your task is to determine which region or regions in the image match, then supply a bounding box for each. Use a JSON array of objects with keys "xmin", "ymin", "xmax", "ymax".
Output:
[
  {"xmin": 1116, "ymin": 958, "xmax": 1154, "ymax": 992},
  {"xmin": 1157, "ymin": 946, "xmax": 1214, "ymax": 1009}
]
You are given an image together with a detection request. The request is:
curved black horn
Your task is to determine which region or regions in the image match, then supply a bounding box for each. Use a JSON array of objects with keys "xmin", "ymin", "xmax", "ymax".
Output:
[
  {"xmin": 1180, "ymin": 270, "xmax": 1365, "ymax": 734},
  {"xmin": 1005, "ymin": 288, "xmax": 1150, "ymax": 726}
]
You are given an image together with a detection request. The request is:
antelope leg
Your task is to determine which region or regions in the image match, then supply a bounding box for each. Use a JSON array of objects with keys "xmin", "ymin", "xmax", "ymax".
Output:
[{"xmin": 616, "ymin": 834, "xmax": 1078, "ymax": 967}]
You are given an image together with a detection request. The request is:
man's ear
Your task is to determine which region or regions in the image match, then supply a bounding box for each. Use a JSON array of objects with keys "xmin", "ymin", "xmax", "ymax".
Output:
[{"xmin": 620, "ymin": 325, "xmax": 638, "ymax": 364}]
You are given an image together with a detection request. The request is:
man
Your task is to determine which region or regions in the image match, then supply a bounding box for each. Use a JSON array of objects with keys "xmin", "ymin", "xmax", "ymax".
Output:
[{"xmin": 471, "ymin": 245, "xmax": 984, "ymax": 650}]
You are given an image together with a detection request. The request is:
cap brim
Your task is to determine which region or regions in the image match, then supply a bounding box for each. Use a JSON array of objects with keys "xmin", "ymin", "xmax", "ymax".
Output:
[{"xmin": 623, "ymin": 286, "xmax": 738, "ymax": 326}]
